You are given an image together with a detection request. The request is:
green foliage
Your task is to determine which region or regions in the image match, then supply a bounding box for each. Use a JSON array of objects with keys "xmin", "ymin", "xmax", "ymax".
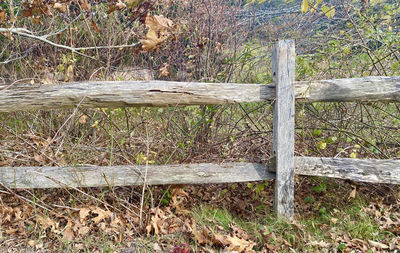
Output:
[{"xmin": 312, "ymin": 181, "xmax": 327, "ymax": 194}]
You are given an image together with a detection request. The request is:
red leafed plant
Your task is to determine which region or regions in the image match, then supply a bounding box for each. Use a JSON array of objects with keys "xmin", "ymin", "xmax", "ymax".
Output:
[{"xmin": 172, "ymin": 243, "xmax": 191, "ymax": 253}]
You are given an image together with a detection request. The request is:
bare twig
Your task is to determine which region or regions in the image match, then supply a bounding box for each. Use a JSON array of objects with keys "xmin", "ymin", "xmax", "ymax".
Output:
[
  {"xmin": 0, "ymin": 28, "xmax": 140, "ymax": 60},
  {"xmin": 139, "ymin": 120, "xmax": 150, "ymax": 228}
]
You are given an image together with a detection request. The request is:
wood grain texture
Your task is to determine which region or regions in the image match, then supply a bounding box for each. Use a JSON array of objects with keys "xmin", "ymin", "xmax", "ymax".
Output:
[
  {"xmin": 0, "ymin": 163, "xmax": 273, "ymax": 189},
  {"xmin": 1, "ymin": 76, "xmax": 400, "ymax": 112},
  {"xmin": 272, "ymin": 40, "xmax": 295, "ymax": 219},
  {"xmin": 295, "ymin": 157, "xmax": 400, "ymax": 184},
  {"xmin": 0, "ymin": 81, "xmax": 274, "ymax": 112},
  {"xmin": 1, "ymin": 157, "xmax": 399, "ymax": 189},
  {"xmin": 296, "ymin": 76, "xmax": 400, "ymax": 102}
]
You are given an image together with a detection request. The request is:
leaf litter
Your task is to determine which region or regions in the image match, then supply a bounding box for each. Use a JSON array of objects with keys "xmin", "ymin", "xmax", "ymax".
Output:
[{"xmin": 0, "ymin": 178, "xmax": 399, "ymax": 252}]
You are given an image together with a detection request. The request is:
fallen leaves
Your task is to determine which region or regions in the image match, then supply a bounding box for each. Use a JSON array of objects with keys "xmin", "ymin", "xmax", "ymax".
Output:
[
  {"xmin": 0, "ymin": 180, "xmax": 399, "ymax": 252},
  {"xmin": 192, "ymin": 225, "xmax": 256, "ymax": 252},
  {"xmin": 146, "ymin": 207, "xmax": 192, "ymax": 236},
  {"xmin": 91, "ymin": 206, "xmax": 112, "ymax": 224}
]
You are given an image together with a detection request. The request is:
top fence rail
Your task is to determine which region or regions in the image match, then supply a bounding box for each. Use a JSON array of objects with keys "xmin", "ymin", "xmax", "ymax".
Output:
[{"xmin": 0, "ymin": 76, "xmax": 399, "ymax": 112}]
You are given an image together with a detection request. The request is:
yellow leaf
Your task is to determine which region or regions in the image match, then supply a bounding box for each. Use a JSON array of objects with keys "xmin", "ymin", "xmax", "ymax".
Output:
[
  {"xmin": 91, "ymin": 120, "xmax": 99, "ymax": 128},
  {"xmin": 316, "ymin": 141, "xmax": 327, "ymax": 150},
  {"xmin": 349, "ymin": 152, "xmax": 357, "ymax": 158},
  {"xmin": 310, "ymin": 3, "xmax": 319, "ymax": 13},
  {"xmin": 321, "ymin": 5, "xmax": 335, "ymax": 18},
  {"xmin": 301, "ymin": 0, "xmax": 309, "ymax": 13}
]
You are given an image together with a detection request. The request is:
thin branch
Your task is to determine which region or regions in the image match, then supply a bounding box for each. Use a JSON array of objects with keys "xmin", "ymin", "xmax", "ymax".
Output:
[{"xmin": 0, "ymin": 28, "xmax": 141, "ymax": 59}]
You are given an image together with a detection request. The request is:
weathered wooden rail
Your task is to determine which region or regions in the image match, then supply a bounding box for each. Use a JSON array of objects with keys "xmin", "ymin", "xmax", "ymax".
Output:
[
  {"xmin": 3, "ymin": 157, "xmax": 399, "ymax": 188},
  {"xmin": 1, "ymin": 40, "xmax": 400, "ymax": 220},
  {"xmin": 1, "ymin": 76, "xmax": 400, "ymax": 112}
]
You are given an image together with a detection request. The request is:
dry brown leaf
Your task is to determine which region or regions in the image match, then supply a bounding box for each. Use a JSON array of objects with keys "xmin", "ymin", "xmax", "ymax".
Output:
[
  {"xmin": 213, "ymin": 233, "xmax": 227, "ymax": 246},
  {"xmin": 79, "ymin": 207, "xmax": 91, "ymax": 223},
  {"xmin": 150, "ymin": 15, "xmax": 174, "ymax": 30},
  {"xmin": 0, "ymin": 10, "xmax": 7, "ymax": 23},
  {"xmin": 141, "ymin": 30, "xmax": 165, "ymax": 52},
  {"xmin": 147, "ymin": 208, "xmax": 162, "ymax": 236},
  {"xmin": 158, "ymin": 63, "xmax": 170, "ymax": 78},
  {"xmin": 153, "ymin": 243, "xmax": 163, "ymax": 252},
  {"xmin": 78, "ymin": 226, "xmax": 90, "ymax": 235},
  {"xmin": 225, "ymin": 235, "xmax": 256, "ymax": 252},
  {"xmin": 22, "ymin": 9, "xmax": 33, "ymax": 17},
  {"xmin": 78, "ymin": 115, "xmax": 88, "ymax": 124},
  {"xmin": 107, "ymin": 4, "xmax": 116, "ymax": 14},
  {"xmin": 5, "ymin": 227, "xmax": 18, "ymax": 235},
  {"xmin": 91, "ymin": 207, "xmax": 111, "ymax": 224},
  {"xmin": 79, "ymin": 0, "xmax": 91, "ymax": 10},
  {"xmin": 140, "ymin": 15, "xmax": 174, "ymax": 52},
  {"xmin": 91, "ymin": 20, "xmax": 100, "ymax": 33},
  {"xmin": 368, "ymin": 240, "xmax": 389, "ymax": 249},
  {"xmin": 53, "ymin": 3, "xmax": 67, "ymax": 13},
  {"xmin": 14, "ymin": 208, "xmax": 22, "ymax": 221},
  {"xmin": 390, "ymin": 237, "xmax": 400, "ymax": 250},
  {"xmin": 308, "ymin": 240, "xmax": 331, "ymax": 248},
  {"xmin": 215, "ymin": 42, "xmax": 222, "ymax": 51},
  {"xmin": 116, "ymin": 0, "xmax": 126, "ymax": 9},
  {"xmin": 38, "ymin": 216, "xmax": 58, "ymax": 230},
  {"xmin": 151, "ymin": 214, "xmax": 161, "ymax": 236},
  {"xmin": 63, "ymin": 228, "xmax": 74, "ymax": 241},
  {"xmin": 28, "ymin": 240, "xmax": 36, "ymax": 247},
  {"xmin": 349, "ymin": 186, "xmax": 356, "ymax": 199},
  {"xmin": 74, "ymin": 244, "xmax": 84, "ymax": 251},
  {"xmin": 230, "ymin": 223, "xmax": 249, "ymax": 240},
  {"xmin": 192, "ymin": 226, "xmax": 210, "ymax": 245}
]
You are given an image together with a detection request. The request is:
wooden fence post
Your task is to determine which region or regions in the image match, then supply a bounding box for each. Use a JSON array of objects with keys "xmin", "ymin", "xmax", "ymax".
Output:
[{"xmin": 271, "ymin": 40, "xmax": 295, "ymax": 220}]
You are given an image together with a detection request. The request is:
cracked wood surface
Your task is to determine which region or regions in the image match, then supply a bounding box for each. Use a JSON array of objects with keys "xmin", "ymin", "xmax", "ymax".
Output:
[
  {"xmin": 0, "ymin": 163, "xmax": 273, "ymax": 188},
  {"xmin": 0, "ymin": 76, "xmax": 400, "ymax": 112},
  {"xmin": 0, "ymin": 157, "xmax": 399, "ymax": 188},
  {"xmin": 272, "ymin": 40, "xmax": 295, "ymax": 219},
  {"xmin": 295, "ymin": 157, "xmax": 400, "ymax": 185}
]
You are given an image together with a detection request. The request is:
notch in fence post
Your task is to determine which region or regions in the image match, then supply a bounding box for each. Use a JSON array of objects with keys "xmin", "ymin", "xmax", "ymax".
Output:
[{"xmin": 270, "ymin": 40, "xmax": 295, "ymax": 220}]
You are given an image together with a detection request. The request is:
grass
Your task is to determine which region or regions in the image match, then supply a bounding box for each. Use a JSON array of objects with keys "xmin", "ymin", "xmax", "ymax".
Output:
[
  {"xmin": 0, "ymin": 172, "xmax": 398, "ymax": 252},
  {"xmin": 0, "ymin": 103, "xmax": 399, "ymax": 252}
]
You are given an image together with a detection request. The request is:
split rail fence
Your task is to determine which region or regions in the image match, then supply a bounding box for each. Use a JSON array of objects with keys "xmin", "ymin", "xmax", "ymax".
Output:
[{"xmin": 1, "ymin": 40, "xmax": 400, "ymax": 219}]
